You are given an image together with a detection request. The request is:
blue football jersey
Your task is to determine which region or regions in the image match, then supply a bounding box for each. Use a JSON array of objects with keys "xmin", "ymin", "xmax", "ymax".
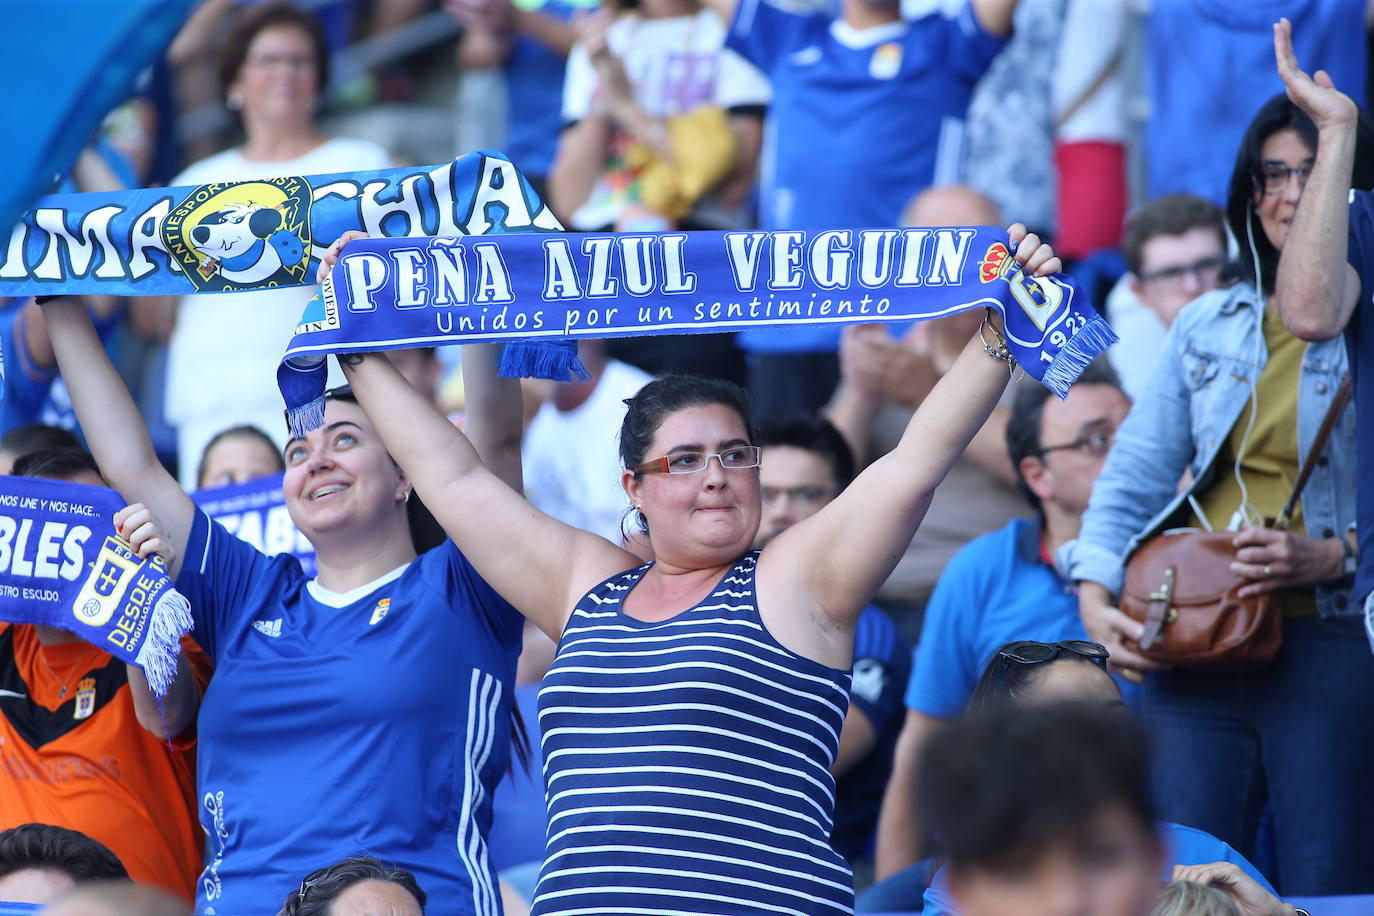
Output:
[
  {"xmin": 729, "ymin": 0, "xmax": 1003, "ymax": 354},
  {"xmin": 176, "ymin": 510, "xmax": 522, "ymax": 916}
]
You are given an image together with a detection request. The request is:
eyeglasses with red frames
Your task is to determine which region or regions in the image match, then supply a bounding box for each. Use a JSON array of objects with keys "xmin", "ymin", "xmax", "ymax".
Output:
[{"xmin": 635, "ymin": 446, "xmax": 762, "ymax": 475}]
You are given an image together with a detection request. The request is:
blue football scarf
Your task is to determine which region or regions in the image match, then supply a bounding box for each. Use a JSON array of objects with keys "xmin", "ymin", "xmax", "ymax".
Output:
[
  {"xmin": 0, "ymin": 477, "xmax": 192, "ymax": 696},
  {"xmin": 278, "ymin": 228, "xmax": 1117, "ymax": 433},
  {"xmin": 0, "ymin": 151, "xmax": 585, "ymax": 387},
  {"xmin": 192, "ymin": 474, "xmax": 316, "ymax": 577}
]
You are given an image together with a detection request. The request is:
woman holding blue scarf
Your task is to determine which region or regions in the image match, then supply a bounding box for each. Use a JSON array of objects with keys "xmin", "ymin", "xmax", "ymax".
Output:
[
  {"xmin": 40, "ymin": 294, "xmax": 525, "ymax": 916},
  {"xmin": 1061, "ymin": 95, "xmax": 1374, "ymax": 894},
  {"xmin": 319, "ymin": 225, "xmax": 1061, "ymax": 914}
]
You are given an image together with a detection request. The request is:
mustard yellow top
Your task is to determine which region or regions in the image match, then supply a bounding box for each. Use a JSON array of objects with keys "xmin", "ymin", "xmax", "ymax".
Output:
[{"xmin": 1189, "ymin": 306, "xmax": 1315, "ymax": 617}]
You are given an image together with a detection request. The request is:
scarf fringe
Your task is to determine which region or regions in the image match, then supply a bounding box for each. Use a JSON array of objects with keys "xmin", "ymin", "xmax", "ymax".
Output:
[
  {"xmin": 498, "ymin": 340, "xmax": 591, "ymax": 383},
  {"xmin": 136, "ymin": 587, "xmax": 194, "ymax": 697},
  {"xmin": 286, "ymin": 395, "xmax": 327, "ymax": 439},
  {"xmin": 1040, "ymin": 315, "xmax": 1118, "ymax": 399}
]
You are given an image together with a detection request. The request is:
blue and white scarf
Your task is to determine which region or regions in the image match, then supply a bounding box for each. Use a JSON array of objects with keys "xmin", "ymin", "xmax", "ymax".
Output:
[
  {"xmin": 192, "ymin": 473, "xmax": 316, "ymax": 577},
  {"xmin": 0, "ymin": 477, "xmax": 192, "ymax": 696},
  {"xmin": 0, "ymin": 151, "xmax": 586, "ymax": 387},
  {"xmin": 279, "ymin": 228, "xmax": 1117, "ymax": 433}
]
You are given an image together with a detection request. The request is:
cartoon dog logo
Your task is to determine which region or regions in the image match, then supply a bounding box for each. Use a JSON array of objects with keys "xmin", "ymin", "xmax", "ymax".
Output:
[
  {"xmin": 164, "ymin": 177, "xmax": 312, "ymax": 291},
  {"xmin": 188, "ymin": 202, "xmax": 305, "ymax": 285}
]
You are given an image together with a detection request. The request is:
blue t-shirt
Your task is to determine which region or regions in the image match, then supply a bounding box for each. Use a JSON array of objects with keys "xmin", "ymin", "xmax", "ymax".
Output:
[
  {"xmin": 728, "ymin": 0, "xmax": 1003, "ymax": 354},
  {"xmin": 1145, "ymin": 0, "xmax": 1366, "ymax": 204},
  {"xmin": 503, "ymin": 0, "xmax": 592, "ymax": 179},
  {"xmin": 487, "ymin": 683, "xmax": 548, "ymax": 871},
  {"xmin": 0, "ymin": 299, "xmax": 124, "ymax": 436},
  {"xmin": 1345, "ymin": 190, "xmax": 1374, "ymax": 602},
  {"xmin": 906, "ymin": 517, "xmax": 1137, "ymax": 717},
  {"xmin": 0, "ymin": 299, "xmax": 59, "ymax": 433},
  {"xmin": 833, "ymin": 604, "xmax": 910, "ymax": 860},
  {"xmin": 176, "ymin": 510, "xmax": 522, "ymax": 916},
  {"xmin": 921, "ymin": 821, "xmax": 1277, "ymax": 914}
]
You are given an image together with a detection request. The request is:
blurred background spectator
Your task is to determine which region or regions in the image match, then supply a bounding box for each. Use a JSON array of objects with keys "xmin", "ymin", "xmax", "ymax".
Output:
[
  {"xmin": 0, "ymin": 825, "xmax": 128, "ymax": 907},
  {"xmin": 872, "ymin": 360, "xmax": 1131, "ymax": 887}
]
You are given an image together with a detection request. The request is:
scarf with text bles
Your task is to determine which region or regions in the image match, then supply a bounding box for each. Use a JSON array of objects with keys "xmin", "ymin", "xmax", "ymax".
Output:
[
  {"xmin": 0, "ymin": 150, "xmax": 584, "ymax": 389},
  {"xmin": 279, "ymin": 228, "xmax": 1117, "ymax": 433},
  {"xmin": 192, "ymin": 473, "xmax": 316, "ymax": 577},
  {"xmin": 0, "ymin": 478, "xmax": 192, "ymax": 696}
]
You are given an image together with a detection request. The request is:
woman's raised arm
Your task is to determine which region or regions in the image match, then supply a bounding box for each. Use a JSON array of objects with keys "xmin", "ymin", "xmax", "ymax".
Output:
[
  {"xmin": 316, "ymin": 235, "xmax": 633, "ymax": 638},
  {"xmin": 341, "ymin": 351, "xmax": 631, "ymax": 639},
  {"xmin": 40, "ymin": 296, "xmax": 195, "ymax": 576},
  {"xmin": 760, "ymin": 226, "xmax": 1057, "ymax": 639}
]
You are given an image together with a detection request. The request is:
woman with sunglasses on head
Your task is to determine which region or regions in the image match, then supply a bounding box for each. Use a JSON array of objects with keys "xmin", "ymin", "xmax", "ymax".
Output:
[
  {"xmin": 1061, "ymin": 94, "xmax": 1374, "ymax": 893},
  {"xmin": 37, "ymin": 294, "xmax": 527, "ymax": 916},
  {"xmin": 922, "ymin": 640, "xmax": 1292, "ymax": 916},
  {"xmin": 319, "ymin": 225, "xmax": 1061, "ymax": 915}
]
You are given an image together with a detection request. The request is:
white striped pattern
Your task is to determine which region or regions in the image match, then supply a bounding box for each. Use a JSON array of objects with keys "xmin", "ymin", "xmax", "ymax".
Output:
[
  {"xmin": 457, "ymin": 669, "xmax": 501, "ymax": 916},
  {"xmin": 531, "ymin": 553, "xmax": 854, "ymax": 915}
]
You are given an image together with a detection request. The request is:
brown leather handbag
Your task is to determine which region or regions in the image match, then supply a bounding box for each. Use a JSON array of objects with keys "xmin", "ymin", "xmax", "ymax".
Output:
[{"xmin": 1118, "ymin": 374, "xmax": 1352, "ymax": 672}]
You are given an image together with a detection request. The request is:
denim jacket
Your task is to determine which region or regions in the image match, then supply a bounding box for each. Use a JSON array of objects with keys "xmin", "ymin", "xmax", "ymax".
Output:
[{"xmin": 1059, "ymin": 282, "xmax": 1360, "ymax": 618}]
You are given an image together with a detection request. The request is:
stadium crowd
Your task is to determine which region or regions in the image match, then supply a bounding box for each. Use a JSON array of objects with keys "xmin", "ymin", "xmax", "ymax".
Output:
[{"xmin": 2, "ymin": 0, "xmax": 1374, "ymax": 915}]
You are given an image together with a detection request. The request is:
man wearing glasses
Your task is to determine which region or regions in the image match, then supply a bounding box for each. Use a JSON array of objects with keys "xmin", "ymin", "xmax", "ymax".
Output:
[
  {"xmin": 866, "ymin": 360, "xmax": 1132, "ymax": 908},
  {"xmin": 1108, "ymin": 194, "xmax": 1229, "ymax": 399}
]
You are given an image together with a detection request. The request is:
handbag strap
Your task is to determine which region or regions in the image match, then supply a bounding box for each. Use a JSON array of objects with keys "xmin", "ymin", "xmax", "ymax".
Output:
[{"xmin": 1276, "ymin": 372, "xmax": 1353, "ymax": 529}]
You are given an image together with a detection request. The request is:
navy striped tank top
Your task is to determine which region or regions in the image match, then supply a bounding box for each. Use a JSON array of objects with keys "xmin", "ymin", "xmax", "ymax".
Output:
[{"xmin": 532, "ymin": 551, "xmax": 855, "ymax": 915}]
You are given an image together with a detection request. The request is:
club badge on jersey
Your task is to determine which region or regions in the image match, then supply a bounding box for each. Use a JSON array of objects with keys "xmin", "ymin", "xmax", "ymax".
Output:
[
  {"xmin": 74, "ymin": 676, "xmax": 96, "ymax": 720},
  {"xmin": 870, "ymin": 43, "xmax": 903, "ymax": 80}
]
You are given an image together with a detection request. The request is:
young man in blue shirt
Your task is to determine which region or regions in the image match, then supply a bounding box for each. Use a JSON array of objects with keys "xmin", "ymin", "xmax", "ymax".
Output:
[
  {"xmin": 1271, "ymin": 20, "xmax": 1373, "ymax": 649},
  {"xmin": 871, "ymin": 361, "xmax": 1130, "ymax": 885},
  {"xmin": 699, "ymin": 0, "xmax": 1022, "ymax": 419}
]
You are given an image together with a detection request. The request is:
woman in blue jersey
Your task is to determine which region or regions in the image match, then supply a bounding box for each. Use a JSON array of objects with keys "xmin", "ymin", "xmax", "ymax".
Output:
[
  {"xmin": 38, "ymin": 295, "xmax": 524, "ymax": 916},
  {"xmin": 322, "ymin": 225, "xmax": 1061, "ymax": 914}
]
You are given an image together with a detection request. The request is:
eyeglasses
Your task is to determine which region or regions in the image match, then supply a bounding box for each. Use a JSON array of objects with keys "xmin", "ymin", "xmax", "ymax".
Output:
[
  {"xmin": 998, "ymin": 640, "xmax": 1109, "ymax": 667},
  {"xmin": 1137, "ymin": 255, "xmax": 1226, "ymax": 291},
  {"xmin": 761, "ymin": 484, "xmax": 831, "ymax": 506},
  {"xmin": 245, "ymin": 53, "xmax": 316, "ymax": 73},
  {"xmin": 1256, "ymin": 162, "xmax": 1313, "ymax": 195},
  {"xmin": 635, "ymin": 446, "xmax": 762, "ymax": 475},
  {"xmin": 1038, "ymin": 429, "xmax": 1115, "ymax": 459}
]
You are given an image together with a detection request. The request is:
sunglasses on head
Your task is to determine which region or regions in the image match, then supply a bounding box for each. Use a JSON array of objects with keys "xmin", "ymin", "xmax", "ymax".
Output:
[{"xmin": 997, "ymin": 640, "xmax": 1109, "ymax": 667}]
